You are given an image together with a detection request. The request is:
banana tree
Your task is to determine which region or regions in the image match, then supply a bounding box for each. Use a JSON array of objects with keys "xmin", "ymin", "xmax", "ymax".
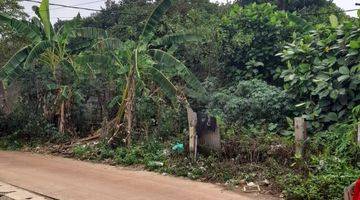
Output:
[
  {"xmin": 0, "ymin": 0, "xmax": 90, "ymax": 133},
  {"xmin": 79, "ymin": 0, "xmax": 206, "ymax": 145}
]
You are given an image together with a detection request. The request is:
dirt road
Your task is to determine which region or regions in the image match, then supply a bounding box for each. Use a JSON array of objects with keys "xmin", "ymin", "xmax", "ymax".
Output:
[{"xmin": 0, "ymin": 151, "xmax": 256, "ymax": 200}]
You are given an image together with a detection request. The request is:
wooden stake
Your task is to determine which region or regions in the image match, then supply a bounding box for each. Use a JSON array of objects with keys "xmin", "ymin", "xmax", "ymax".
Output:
[
  {"xmin": 0, "ymin": 81, "xmax": 10, "ymax": 114},
  {"xmin": 294, "ymin": 117, "xmax": 307, "ymax": 157},
  {"xmin": 59, "ymin": 101, "xmax": 65, "ymax": 133}
]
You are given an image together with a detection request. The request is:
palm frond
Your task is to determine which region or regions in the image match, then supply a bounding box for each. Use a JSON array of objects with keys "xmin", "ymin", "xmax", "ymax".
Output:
[
  {"xmin": 66, "ymin": 37, "xmax": 95, "ymax": 54},
  {"xmin": 93, "ymin": 38, "xmax": 122, "ymax": 51},
  {"xmin": 150, "ymin": 49, "xmax": 206, "ymax": 96},
  {"xmin": 0, "ymin": 14, "xmax": 41, "ymax": 41},
  {"xmin": 0, "ymin": 46, "xmax": 31, "ymax": 82},
  {"xmin": 144, "ymin": 66, "xmax": 178, "ymax": 104},
  {"xmin": 74, "ymin": 27, "xmax": 108, "ymax": 39},
  {"xmin": 39, "ymin": 0, "xmax": 53, "ymax": 40},
  {"xmin": 152, "ymin": 33, "xmax": 201, "ymax": 46},
  {"xmin": 141, "ymin": 0, "xmax": 172, "ymax": 38},
  {"xmin": 76, "ymin": 54, "xmax": 113, "ymax": 66},
  {"xmin": 24, "ymin": 41, "xmax": 52, "ymax": 68}
]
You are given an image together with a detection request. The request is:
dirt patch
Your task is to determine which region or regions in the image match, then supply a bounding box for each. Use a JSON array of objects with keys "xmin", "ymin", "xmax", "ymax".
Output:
[
  {"xmin": 21, "ymin": 141, "xmax": 283, "ymax": 199},
  {"xmin": 0, "ymin": 151, "xmax": 280, "ymax": 200}
]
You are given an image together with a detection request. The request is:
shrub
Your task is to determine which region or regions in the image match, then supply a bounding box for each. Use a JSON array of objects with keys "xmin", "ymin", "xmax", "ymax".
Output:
[
  {"xmin": 0, "ymin": 132, "xmax": 23, "ymax": 150},
  {"xmin": 207, "ymin": 79, "xmax": 293, "ymax": 128},
  {"xmin": 278, "ymin": 16, "xmax": 360, "ymax": 129},
  {"xmin": 219, "ymin": 3, "xmax": 305, "ymax": 83},
  {"xmin": 0, "ymin": 102, "xmax": 62, "ymax": 146},
  {"xmin": 73, "ymin": 145, "xmax": 93, "ymax": 159},
  {"xmin": 71, "ymin": 138, "xmax": 168, "ymax": 167},
  {"xmin": 279, "ymin": 156, "xmax": 360, "ymax": 200},
  {"xmin": 278, "ymin": 122, "xmax": 360, "ymax": 199},
  {"xmin": 113, "ymin": 138, "xmax": 166, "ymax": 167},
  {"xmin": 134, "ymin": 96, "xmax": 186, "ymax": 139},
  {"xmin": 308, "ymin": 123, "xmax": 360, "ymax": 165}
]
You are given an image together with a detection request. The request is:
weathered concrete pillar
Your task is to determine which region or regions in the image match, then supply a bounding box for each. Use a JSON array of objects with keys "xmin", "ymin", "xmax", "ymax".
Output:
[
  {"xmin": 357, "ymin": 122, "xmax": 360, "ymax": 145},
  {"xmin": 294, "ymin": 117, "xmax": 307, "ymax": 157},
  {"xmin": 186, "ymin": 105, "xmax": 197, "ymax": 158}
]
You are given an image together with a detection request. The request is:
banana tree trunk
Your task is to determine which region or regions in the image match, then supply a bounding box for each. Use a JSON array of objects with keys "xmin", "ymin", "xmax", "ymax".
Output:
[
  {"xmin": 124, "ymin": 69, "xmax": 136, "ymax": 146},
  {"xmin": 107, "ymin": 49, "xmax": 138, "ymax": 146},
  {"xmin": 124, "ymin": 49, "xmax": 139, "ymax": 146},
  {"xmin": 59, "ymin": 101, "xmax": 65, "ymax": 133},
  {"xmin": 0, "ymin": 81, "xmax": 10, "ymax": 114},
  {"xmin": 106, "ymin": 67, "xmax": 132, "ymax": 145}
]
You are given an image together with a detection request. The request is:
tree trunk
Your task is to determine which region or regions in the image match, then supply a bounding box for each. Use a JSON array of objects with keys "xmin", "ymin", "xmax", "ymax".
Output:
[
  {"xmin": 124, "ymin": 49, "xmax": 138, "ymax": 147},
  {"xmin": 0, "ymin": 81, "xmax": 10, "ymax": 114},
  {"xmin": 59, "ymin": 101, "xmax": 65, "ymax": 133},
  {"xmin": 124, "ymin": 71, "xmax": 136, "ymax": 146},
  {"xmin": 106, "ymin": 49, "xmax": 138, "ymax": 146}
]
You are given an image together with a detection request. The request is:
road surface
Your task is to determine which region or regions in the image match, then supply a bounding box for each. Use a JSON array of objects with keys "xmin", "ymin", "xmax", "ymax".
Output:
[{"xmin": 0, "ymin": 151, "xmax": 256, "ymax": 200}]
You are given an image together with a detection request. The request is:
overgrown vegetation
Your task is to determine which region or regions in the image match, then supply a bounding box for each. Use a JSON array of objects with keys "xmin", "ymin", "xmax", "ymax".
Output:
[
  {"xmin": 0, "ymin": 0, "xmax": 359, "ymax": 199},
  {"xmin": 208, "ymin": 79, "xmax": 293, "ymax": 128}
]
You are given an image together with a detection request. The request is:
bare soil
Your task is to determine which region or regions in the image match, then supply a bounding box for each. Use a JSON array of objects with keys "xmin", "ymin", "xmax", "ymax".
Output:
[{"xmin": 0, "ymin": 151, "xmax": 280, "ymax": 200}]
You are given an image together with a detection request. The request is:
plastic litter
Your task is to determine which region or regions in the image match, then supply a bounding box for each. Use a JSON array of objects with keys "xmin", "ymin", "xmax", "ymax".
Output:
[{"xmin": 172, "ymin": 143, "xmax": 184, "ymax": 153}]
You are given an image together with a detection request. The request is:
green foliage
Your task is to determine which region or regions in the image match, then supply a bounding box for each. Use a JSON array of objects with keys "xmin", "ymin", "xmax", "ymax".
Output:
[
  {"xmin": 163, "ymin": 4, "xmax": 224, "ymax": 82},
  {"xmin": 151, "ymin": 49, "xmax": 206, "ymax": 98},
  {"xmin": 308, "ymin": 123, "xmax": 360, "ymax": 165},
  {"xmin": 0, "ymin": 2, "xmax": 109, "ymax": 134},
  {"xmin": 38, "ymin": 0, "xmax": 52, "ymax": 40},
  {"xmin": 134, "ymin": 96, "xmax": 185, "ymax": 139},
  {"xmin": 0, "ymin": 46, "xmax": 31, "ymax": 82},
  {"xmin": 208, "ymin": 79, "xmax": 292, "ymax": 128},
  {"xmin": 0, "ymin": 13, "xmax": 41, "ymax": 42},
  {"xmin": 73, "ymin": 145, "xmax": 93, "ymax": 159},
  {"xmin": 0, "ymin": 102, "xmax": 64, "ymax": 147},
  {"xmin": 142, "ymin": 0, "xmax": 172, "ymax": 38},
  {"xmin": 0, "ymin": 132, "xmax": 23, "ymax": 150},
  {"xmin": 74, "ymin": 0, "xmax": 206, "ymax": 144},
  {"xmin": 72, "ymin": 138, "xmax": 167, "ymax": 168},
  {"xmin": 280, "ymin": 156, "xmax": 359, "ymax": 200},
  {"xmin": 278, "ymin": 17, "xmax": 360, "ymax": 129},
  {"xmin": 219, "ymin": 3, "xmax": 305, "ymax": 83},
  {"xmin": 278, "ymin": 122, "xmax": 360, "ymax": 199},
  {"xmin": 235, "ymin": 0, "xmax": 347, "ymax": 25},
  {"xmin": 65, "ymin": 1, "xmax": 153, "ymax": 41}
]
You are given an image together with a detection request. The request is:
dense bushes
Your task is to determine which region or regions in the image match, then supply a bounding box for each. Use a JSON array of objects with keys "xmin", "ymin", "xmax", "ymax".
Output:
[
  {"xmin": 73, "ymin": 138, "xmax": 168, "ymax": 168},
  {"xmin": 308, "ymin": 123, "xmax": 360, "ymax": 166},
  {"xmin": 280, "ymin": 156, "xmax": 360, "ymax": 200},
  {"xmin": 0, "ymin": 103, "xmax": 65, "ymax": 149},
  {"xmin": 278, "ymin": 16, "xmax": 360, "ymax": 129},
  {"xmin": 134, "ymin": 96, "xmax": 187, "ymax": 140},
  {"xmin": 276, "ymin": 122, "xmax": 360, "ymax": 199},
  {"xmin": 208, "ymin": 79, "xmax": 292, "ymax": 128},
  {"xmin": 219, "ymin": 3, "xmax": 305, "ymax": 82}
]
